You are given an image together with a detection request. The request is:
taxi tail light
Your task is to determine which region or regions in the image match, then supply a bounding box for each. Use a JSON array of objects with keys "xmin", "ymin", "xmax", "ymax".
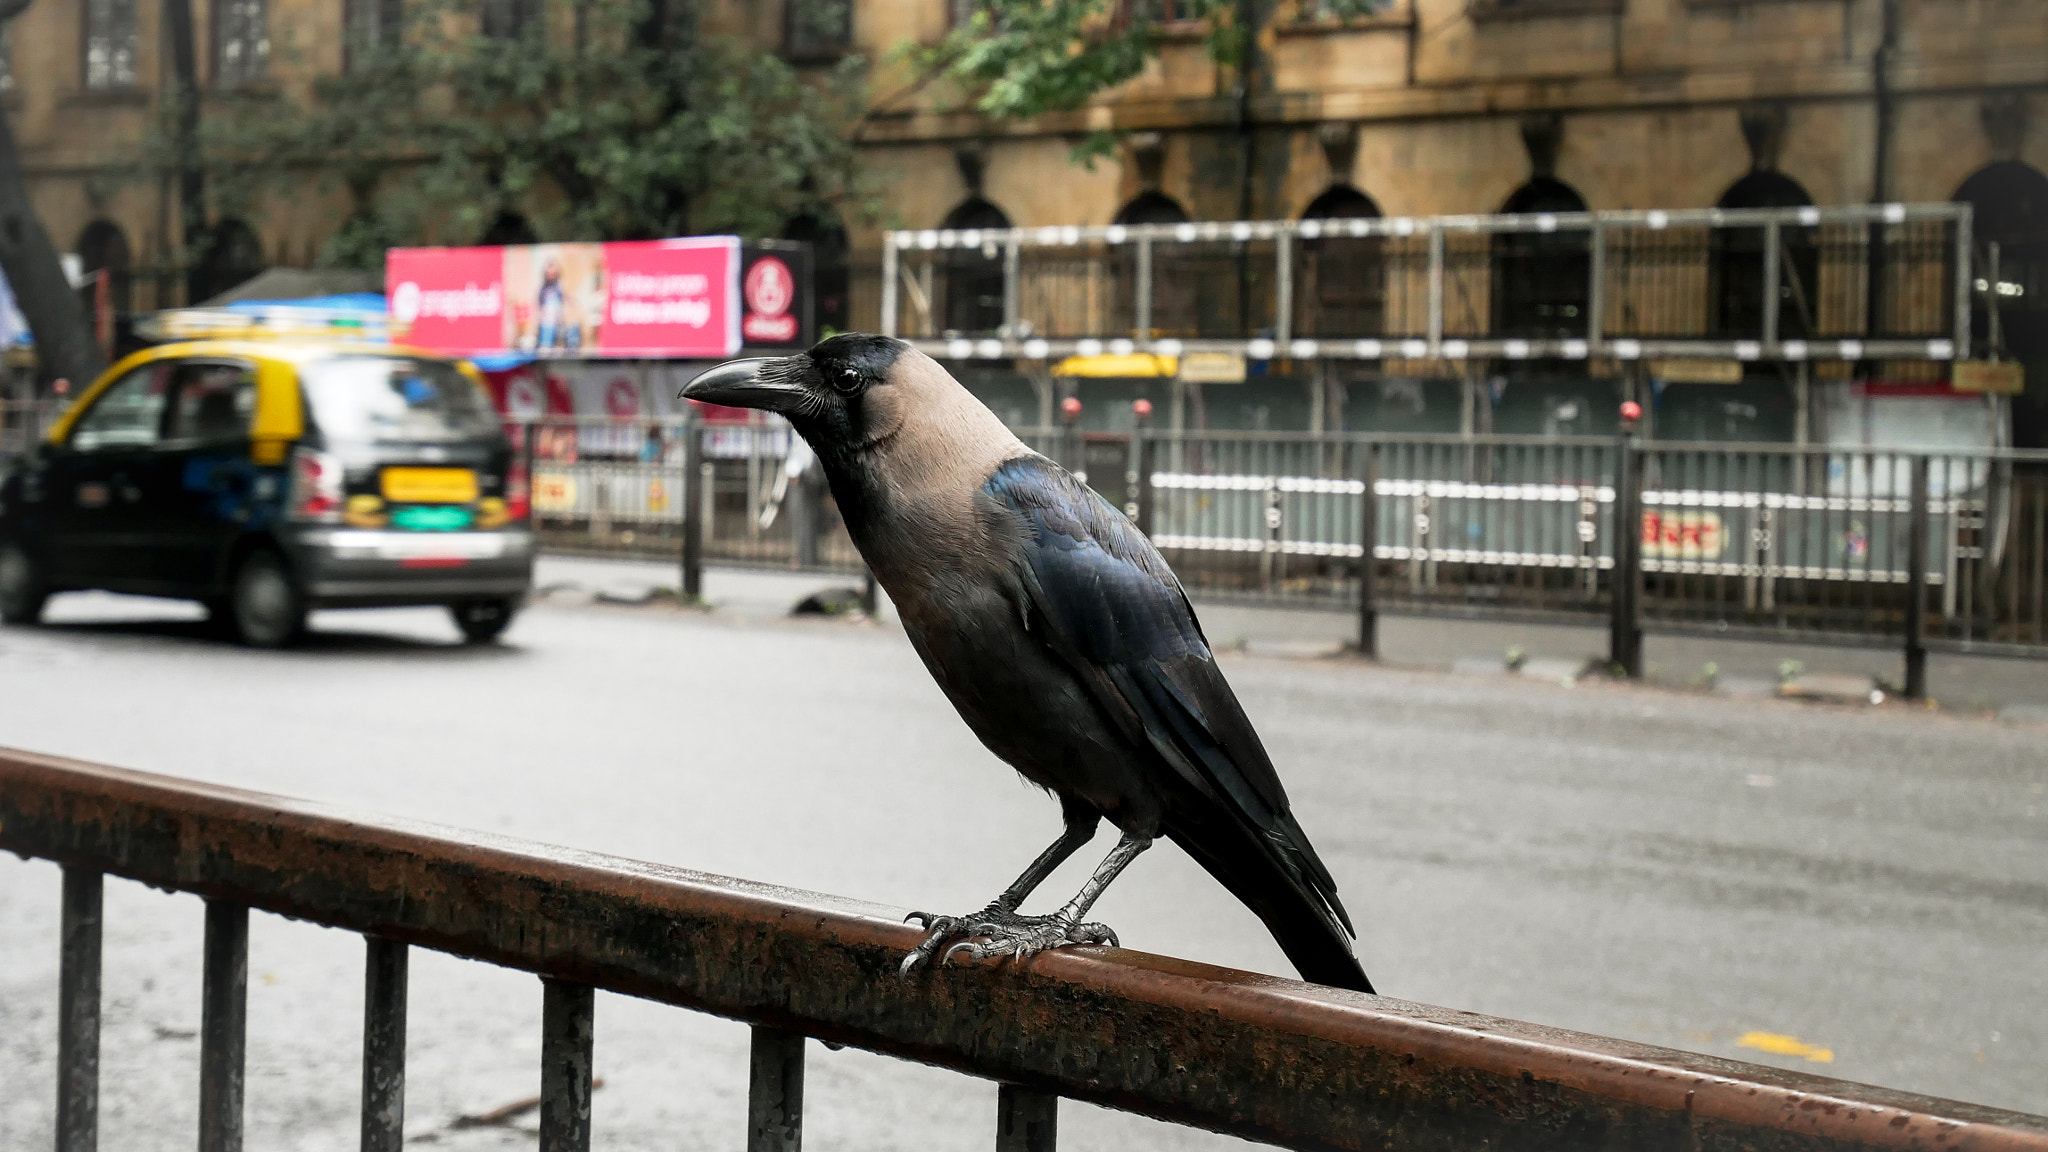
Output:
[
  {"xmin": 288, "ymin": 447, "xmax": 345, "ymax": 523},
  {"xmin": 506, "ymin": 458, "xmax": 531, "ymax": 522}
]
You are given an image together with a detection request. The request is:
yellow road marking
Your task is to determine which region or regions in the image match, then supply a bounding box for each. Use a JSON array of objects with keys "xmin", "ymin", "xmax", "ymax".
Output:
[{"xmin": 1738, "ymin": 1031, "xmax": 1835, "ymax": 1063}]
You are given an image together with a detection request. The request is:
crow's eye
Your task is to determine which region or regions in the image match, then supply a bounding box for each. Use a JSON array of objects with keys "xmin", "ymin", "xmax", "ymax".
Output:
[{"xmin": 828, "ymin": 366, "xmax": 865, "ymax": 397}]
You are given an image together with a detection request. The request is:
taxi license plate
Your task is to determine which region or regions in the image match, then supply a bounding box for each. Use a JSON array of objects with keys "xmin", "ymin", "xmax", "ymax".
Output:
[{"xmin": 382, "ymin": 467, "xmax": 479, "ymax": 504}]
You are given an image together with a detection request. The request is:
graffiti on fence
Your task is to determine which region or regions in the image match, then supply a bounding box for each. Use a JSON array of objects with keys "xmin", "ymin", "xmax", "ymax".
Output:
[{"xmin": 1640, "ymin": 510, "xmax": 1725, "ymax": 560}]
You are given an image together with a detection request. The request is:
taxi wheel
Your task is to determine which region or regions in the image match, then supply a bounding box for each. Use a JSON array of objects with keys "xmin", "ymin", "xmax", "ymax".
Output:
[
  {"xmin": 230, "ymin": 551, "xmax": 307, "ymax": 648},
  {"xmin": 0, "ymin": 540, "xmax": 48, "ymax": 625},
  {"xmin": 450, "ymin": 599, "xmax": 517, "ymax": 644}
]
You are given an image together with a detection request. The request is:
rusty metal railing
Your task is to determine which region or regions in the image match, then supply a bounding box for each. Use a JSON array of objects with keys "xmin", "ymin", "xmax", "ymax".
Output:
[{"xmin": 5, "ymin": 747, "xmax": 2046, "ymax": 1152}]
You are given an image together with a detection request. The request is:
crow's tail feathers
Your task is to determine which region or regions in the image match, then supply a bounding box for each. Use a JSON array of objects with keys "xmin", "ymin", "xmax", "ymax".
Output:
[{"xmin": 1167, "ymin": 811, "xmax": 1375, "ymax": 995}]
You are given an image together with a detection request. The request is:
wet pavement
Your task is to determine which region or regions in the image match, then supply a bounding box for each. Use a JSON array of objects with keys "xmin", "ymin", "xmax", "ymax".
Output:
[{"xmin": 0, "ymin": 574, "xmax": 2043, "ymax": 1149}]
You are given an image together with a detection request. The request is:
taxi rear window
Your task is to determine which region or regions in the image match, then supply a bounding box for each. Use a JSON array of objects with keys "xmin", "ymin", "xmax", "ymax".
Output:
[{"xmin": 300, "ymin": 357, "xmax": 499, "ymax": 444}]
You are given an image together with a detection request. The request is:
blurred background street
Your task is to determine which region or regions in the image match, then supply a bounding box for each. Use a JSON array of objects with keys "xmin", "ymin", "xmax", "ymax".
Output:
[{"xmin": 1, "ymin": 576, "xmax": 2042, "ymax": 1149}]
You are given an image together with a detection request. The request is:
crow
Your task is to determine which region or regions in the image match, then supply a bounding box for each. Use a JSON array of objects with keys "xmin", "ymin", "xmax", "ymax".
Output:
[{"xmin": 682, "ymin": 334, "xmax": 1373, "ymax": 993}]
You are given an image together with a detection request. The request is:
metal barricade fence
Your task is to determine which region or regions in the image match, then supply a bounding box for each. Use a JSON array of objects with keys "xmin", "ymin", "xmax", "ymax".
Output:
[
  {"xmin": 1083, "ymin": 430, "xmax": 2048, "ymax": 675},
  {"xmin": 7, "ymin": 748, "xmax": 2047, "ymax": 1152},
  {"xmin": 517, "ymin": 416, "xmax": 864, "ymax": 577},
  {"xmin": 519, "ymin": 416, "xmax": 2048, "ymax": 670}
]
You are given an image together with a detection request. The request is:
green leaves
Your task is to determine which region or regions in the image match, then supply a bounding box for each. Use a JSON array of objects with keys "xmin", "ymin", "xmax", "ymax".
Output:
[{"xmin": 177, "ymin": 0, "xmax": 874, "ymax": 261}]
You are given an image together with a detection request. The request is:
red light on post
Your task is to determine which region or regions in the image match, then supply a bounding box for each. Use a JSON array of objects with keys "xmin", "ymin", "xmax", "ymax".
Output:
[
  {"xmin": 1060, "ymin": 396, "xmax": 1083, "ymax": 422},
  {"xmin": 1132, "ymin": 398, "xmax": 1154, "ymax": 420},
  {"xmin": 1619, "ymin": 400, "xmax": 1643, "ymax": 424}
]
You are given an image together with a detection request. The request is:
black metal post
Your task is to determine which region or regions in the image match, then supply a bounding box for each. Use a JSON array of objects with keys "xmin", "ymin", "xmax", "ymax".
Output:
[
  {"xmin": 199, "ymin": 901, "xmax": 248, "ymax": 1152},
  {"xmin": 57, "ymin": 867, "xmax": 102, "ymax": 1152},
  {"xmin": 1134, "ymin": 437, "xmax": 1158, "ymax": 537},
  {"xmin": 858, "ymin": 568, "xmax": 879, "ymax": 618},
  {"xmin": 1357, "ymin": 442, "xmax": 1380, "ymax": 660},
  {"xmin": 746, "ymin": 1025, "xmax": 806, "ymax": 1152},
  {"xmin": 360, "ymin": 937, "xmax": 408, "ymax": 1152},
  {"xmin": 996, "ymin": 1084, "xmax": 1058, "ymax": 1152},
  {"xmin": 1608, "ymin": 433, "xmax": 1643, "ymax": 678},
  {"xmin": 681, "ymin": 417, "xmax": 704, "ymax": 602},
  {"xmin": 539, "ymin": 979, "xmax": 595, "ymax": 1152},
  {"xmin": 1904, "ymin": 453, "xmax": 1929, "ymax": 699}
]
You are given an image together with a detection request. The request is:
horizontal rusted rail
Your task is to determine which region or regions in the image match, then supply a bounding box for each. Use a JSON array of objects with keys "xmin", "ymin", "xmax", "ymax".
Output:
[{"xmin": 3, "ymin": 747, "xmax": 2045, "ymax": 1152}]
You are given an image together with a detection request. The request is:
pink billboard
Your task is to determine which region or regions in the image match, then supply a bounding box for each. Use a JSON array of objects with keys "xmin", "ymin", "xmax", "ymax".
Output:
[{"xmin": 386, "ymin": 236, "xmax": 741, "ymax": 358}]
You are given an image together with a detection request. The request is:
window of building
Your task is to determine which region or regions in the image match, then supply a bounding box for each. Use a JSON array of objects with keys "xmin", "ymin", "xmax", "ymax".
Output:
[
  {"xmin": 346, "ymin": 0, "xmax": 404, "ymax": 69},
  {"xmin": 75, "ymin": 219, "xmax": 133, "ymax": 324},
  {"xmin": 1955, "ymin": 161, "xmax": 2047, "ymax": 361},
  {"xmin": 1711, "ymin": 170, "xmax": 1816, "ymax": 340},
  {"xmin": 1491, "ymin": 177, "xmax": 1589, "ymax": 339},
  {"xmin": 783, "ymin": 213, "xmax": 849, "ymax": 336},
  {"xmin": 1298, "ymin": 184, "xmax": 1384, "ymax": 338},
  {"xmin": 479, "ymin": 0, "xmax": 538, "ymax": 39},
  {"xmin": 784, "ymin": 0, "xmax": 852, "ymax": 58},
  {"xmin": 1112, "ymin": 192, "xmax": 1194, "ymax": 337},
  {"xmin": 939, "ymin": 198, "xmax": 1011, "ymax": 336},
  {"xmin": 477, "ymin": 210, "xmax": 537, "ymax": 246},
  {"xmin": 191, "ymin": 218, "xmax": 265, "ymax": 304},
  {"xmin": 214, "ymin": 0, "xmax": 270, "ymax": 85},
  {"xmin": 82, "ymin": 0, "xmax": 140, "ymax": 90}
]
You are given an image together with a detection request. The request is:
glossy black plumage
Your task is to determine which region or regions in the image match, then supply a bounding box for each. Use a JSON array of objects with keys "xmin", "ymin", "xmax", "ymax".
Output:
[{"xmin": 983, "ymin": 457, "xmax": 1371, "ymax": 992}]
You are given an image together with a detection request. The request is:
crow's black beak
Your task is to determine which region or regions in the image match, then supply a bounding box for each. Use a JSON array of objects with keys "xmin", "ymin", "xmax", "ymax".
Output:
[{"xmin": 679, "ymin": 357, "xmax": 809, "ymax": 413}]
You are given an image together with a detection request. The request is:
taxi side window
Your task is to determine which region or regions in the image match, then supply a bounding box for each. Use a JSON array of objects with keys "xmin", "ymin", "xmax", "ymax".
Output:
[
  {"xmin": 68, "ymin": 363, "xmax": 174, "ymax": 452},
  {"xmin": 162, "ymin": 362, "xmax": 258, "ymax": 444}
]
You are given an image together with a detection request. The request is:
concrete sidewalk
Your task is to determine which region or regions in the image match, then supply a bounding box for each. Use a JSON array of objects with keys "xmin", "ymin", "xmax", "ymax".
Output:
[{"xmin": 534, "ymin": 555, "xmax": 2048, "ymax": 722}]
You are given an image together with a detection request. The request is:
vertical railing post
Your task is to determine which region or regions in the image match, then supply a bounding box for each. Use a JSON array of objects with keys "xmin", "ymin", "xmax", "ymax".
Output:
[
  {"xmin": 880, "ymin": 235, "xmax": 900, "ymax": 338},
  {"xmin": 1134, "ymin": 233, "xmax": 1153, "ymax": 340},
  {"xmin": 1904, "ymin": 453, "xmax": 1929, "ymax": 699},
  {"xmin": 1587, "ymin": 218, "xmax": 1606, "ymax": 356},
  {"xmin": 1002, "ymin": 231, "xmax": 1021, "ymax": 343},
  {"xmin": 1274, "ymin": 227, "xmax": 1294, "ymax": 345},
  {"xmin": 57, "ymin": 867, "xmax": 102, "ymax": 1152},
  {"xmin": 1425, "ymin": 225, "xmax": 1445, "ymax": 356},
  {"xmin": 199, "ymin": 901, "xmax": 248, "ymax": 1152},
  {"xmin": 360, "ymin": 937, "xmax": 408, "ymax": 1152},
  {"xmin": 539, "ymin": 980, "xmax": 595, "ymax": 1152},
  {"xmin": 1762, "ymin": 219, "xmax": 1782, "ymax": 349},
  {"xmin": 1608, "ymin": 433, "xmax": 1643, "ymax": 678},
  {"xmin": 1952, "ymin": 204, "xmax": 1972, "ymax": 361},
  {"xmin": 747, "ymin": 1025, "xmax": 806, "ymax": 1152},
  {"xmin": 1357, "ymin": 441, "xmax": 1380, "ymax": 660},
  {"xmin": 681, "ymin": 414, "xmax": 704, "ymax": 602},
  {"xmin": 996, "ymin": 1084, "xmax": 1058, "ymax": 1152},
  {"xmin": 1134, "ymin": 435, "xmax": 1158, "ymax": 537}
]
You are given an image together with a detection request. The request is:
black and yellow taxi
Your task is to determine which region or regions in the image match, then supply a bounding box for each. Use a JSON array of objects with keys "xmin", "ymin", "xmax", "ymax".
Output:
[{"xmin": 0, "ymin": 332, "xmax": 534, "ymax": 646}]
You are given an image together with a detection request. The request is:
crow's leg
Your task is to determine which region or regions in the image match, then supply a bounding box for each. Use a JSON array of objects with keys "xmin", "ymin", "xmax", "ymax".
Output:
[
  {"xmin": 899, "ymin": 805, "xmax": 1099, "ymax": 976},
  {"xmin": 940, "ymin": 834, "xmax": 1151, "ymax": 968}
]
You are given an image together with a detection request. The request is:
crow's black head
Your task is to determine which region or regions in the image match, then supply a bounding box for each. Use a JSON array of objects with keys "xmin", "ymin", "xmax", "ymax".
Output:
[{"xmin": 679, "ymin": 334, "xmax": 913, "ymax": 451}]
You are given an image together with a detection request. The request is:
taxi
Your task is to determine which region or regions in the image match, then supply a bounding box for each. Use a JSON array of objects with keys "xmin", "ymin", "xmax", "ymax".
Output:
[{"xmin": 0, "ymin": 323, "xmax": 533, "ymax": 646}]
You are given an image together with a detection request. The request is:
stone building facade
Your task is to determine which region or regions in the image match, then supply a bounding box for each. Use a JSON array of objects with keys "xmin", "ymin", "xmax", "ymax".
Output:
[{"xmin": 9, "ymin": 0, "xmax": 2046, "ymax": 439}]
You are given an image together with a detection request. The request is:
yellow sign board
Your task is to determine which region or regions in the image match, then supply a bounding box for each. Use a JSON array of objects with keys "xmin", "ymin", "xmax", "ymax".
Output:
[
  {"xmin": 531, "ymin": 470, "xmax": 577, "ymax": 513},
  {"xmin": 380, "ymin": 467, "xmax": 480, "ymax": 504},
  {"xmin": 1952, "ymin": 361, "xmax": 2024, "ymax": 394},
  {"xmin": 1179, "ymin": 351, "xmax": 1248, "ymax": 383},
  {"xmin": 1650, "ymin": 360, "xmax": 1744, "ymax": 384}
]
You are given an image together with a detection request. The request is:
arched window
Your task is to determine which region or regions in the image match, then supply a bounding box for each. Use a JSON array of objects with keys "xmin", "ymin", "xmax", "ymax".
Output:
[
  {"xmin": 478, "ymin": 210, "xmax": 538, "ymax": 246},
  {"xmin": 192, "ymin": 217, "xmax": 265, "ymax": 303},
  {"xmin": 1491, "ymin": 178, "xmax": 1589, "ymax": 339},
  {"xmin": 1298, "ymin": 184, "xmax": 1383, "ymax": 338},
  {"xmin": 783, "ymin": 212, "xmax": 849, "ymax": 336},
  {"xmin": 75, "ymin": 219, "xmax": 132, "ymax": 318},
  {"xmin": 939, "ymin": 197, "xmax": 1010, "ymax": 336},
  {"xmin": 1955, "ymin": 162, "xmax": 2048, "ymax": 361},
  {"xmin": 1114, "ymin": 192, "xmax": 1190, "ymax": 227},
  {"xmin": 1712, "ymin": 170, "xmax": 1817, "ymax": 339},
  {"xmin": 1113, "ymin": 192, "xmax": 1193, "ymax": 336}
]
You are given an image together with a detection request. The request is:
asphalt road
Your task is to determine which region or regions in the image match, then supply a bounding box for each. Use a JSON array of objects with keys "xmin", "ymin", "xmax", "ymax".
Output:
[{"xmin": 0, "ymin": 581, "xmax": 2042, "ymax": 1150}]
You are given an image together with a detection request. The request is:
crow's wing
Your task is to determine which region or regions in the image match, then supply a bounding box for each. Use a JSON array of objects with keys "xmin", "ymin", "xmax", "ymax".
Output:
[{"xmin": 983, "ymin": 456, "xmax": 1363, "ymax": 976}]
